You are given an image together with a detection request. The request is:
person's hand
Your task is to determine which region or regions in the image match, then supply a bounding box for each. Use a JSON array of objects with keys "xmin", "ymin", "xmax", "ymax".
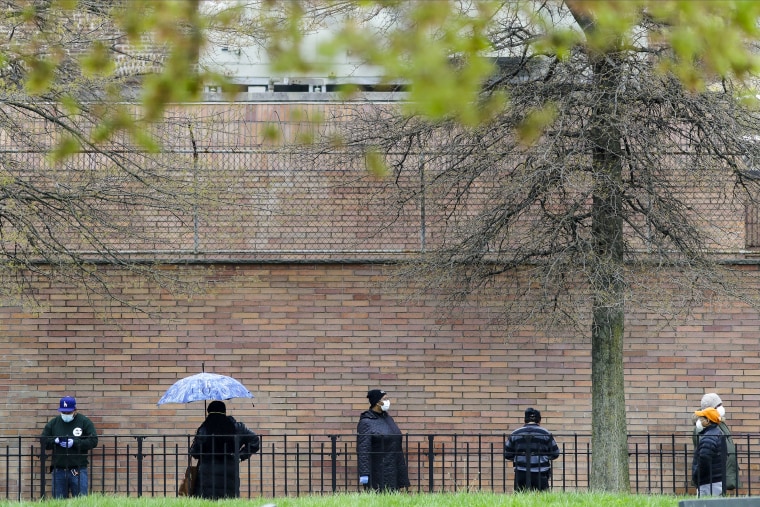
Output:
[
  {"xmin": 56, "ymin": 438, "xmax": 73, "ymax": 448},
  {"xmin": 359, "ymin": 476, "xmax": 368, "ymax": 485}
]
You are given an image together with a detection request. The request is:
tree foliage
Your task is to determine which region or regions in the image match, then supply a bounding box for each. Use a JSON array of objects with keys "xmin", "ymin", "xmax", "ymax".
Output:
[
  {"xmin": 6, "ymin": 1, "xmax": 760, "ymax": 142},
  {"xmin": 252, "ymin": 0, "xmax": 760, "ymax": 125}
]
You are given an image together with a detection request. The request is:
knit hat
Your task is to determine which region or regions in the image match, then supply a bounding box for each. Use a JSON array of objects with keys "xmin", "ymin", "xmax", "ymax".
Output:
[
  {"xmin": 695, "ymin": 407, "xmax": 721, "ymax": 424},
  {"xmin": 701, "ymin": 393, "xmax": 723, "ymax": 410},
  {"xmin": 524, "ymin": 407, "xmax": 542, "ymax": 423},
  {"xmin": 207, "ymin": 400, "xmax": 226, "ymax": 414},
  {"xmin": 367, "ymin": 389, "xmax": 386, "ymax": 407}
]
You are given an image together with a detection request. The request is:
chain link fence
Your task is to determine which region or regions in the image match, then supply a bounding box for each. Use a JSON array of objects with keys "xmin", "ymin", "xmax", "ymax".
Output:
[{"xmin": 1, "ymin": 101, "xmax": 755, "ymax": 266}]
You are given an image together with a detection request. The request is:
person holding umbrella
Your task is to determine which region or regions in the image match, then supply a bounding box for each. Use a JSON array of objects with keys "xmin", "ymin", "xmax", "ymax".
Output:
[{"xmin": 189, "ymin": 400, "xmax": 260, "ymax": 499}]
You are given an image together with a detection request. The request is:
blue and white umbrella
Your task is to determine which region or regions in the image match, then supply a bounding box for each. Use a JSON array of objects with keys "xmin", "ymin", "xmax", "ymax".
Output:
[{"xmin": 157, "ymin": 372, "xmax": 254, "ymax": 405}]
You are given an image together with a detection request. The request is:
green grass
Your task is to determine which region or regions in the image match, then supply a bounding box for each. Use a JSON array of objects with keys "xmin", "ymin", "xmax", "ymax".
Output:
[{"xmin": 0, "ymin": 492, "xmax": 690, "ymax": 507}]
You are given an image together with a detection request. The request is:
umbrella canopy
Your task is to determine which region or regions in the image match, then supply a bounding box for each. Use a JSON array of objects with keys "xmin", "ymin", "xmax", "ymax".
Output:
[{"xmin": 157, "ymin": 372, "xmax": 254, "ymax": 405}]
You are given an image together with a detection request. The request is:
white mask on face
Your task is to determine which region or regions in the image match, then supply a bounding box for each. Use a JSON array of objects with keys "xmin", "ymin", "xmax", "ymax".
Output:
[
  {"xmin": 695, "ymin": 419, "xmax": 704, "ymax": 432},
  {"xmin": 717, "ymin": 405, "xmax": 726, "ymax": 418},
  {"xmin": 61, "ymin": 414, "xmax": 74, "ymax": 423},
  {"xmin": 380, "ymin": 400, "xmax": 390, "ymax": 412}
]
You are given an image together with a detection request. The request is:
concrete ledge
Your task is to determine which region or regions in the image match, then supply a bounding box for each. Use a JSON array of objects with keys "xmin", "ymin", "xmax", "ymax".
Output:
[{"xmin": 679, "ymin": 498, "xmax": 760, "ymax": 507}]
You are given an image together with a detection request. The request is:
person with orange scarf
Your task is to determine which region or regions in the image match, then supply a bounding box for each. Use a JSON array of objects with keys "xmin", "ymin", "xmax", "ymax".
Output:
[
  {"xmin": 692, "ymin": 406, "xmax": 727, "ymax": 497},
  {"xmin": 692, "ymin": 393, "xmax": 738, "ymax": 492}
]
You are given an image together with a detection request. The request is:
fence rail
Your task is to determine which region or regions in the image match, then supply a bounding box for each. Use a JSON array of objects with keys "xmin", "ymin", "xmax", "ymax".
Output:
[{"xmin": 1, "ymin": 432, "xmax": 757, "ymax": 500}]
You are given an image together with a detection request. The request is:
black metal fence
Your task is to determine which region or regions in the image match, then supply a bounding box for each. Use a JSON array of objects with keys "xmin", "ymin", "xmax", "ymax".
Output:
[{"xmin": 2, "ymin": 432, "xmax": 758, "ymax": 500}]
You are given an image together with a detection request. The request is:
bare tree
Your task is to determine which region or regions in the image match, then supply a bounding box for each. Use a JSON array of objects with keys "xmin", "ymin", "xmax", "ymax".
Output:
[
  {"xmin": 303, "ymin": 1, "xmax": 760, "ymax": 491},
  {"xmin": 0, "ymin": 1, "xmax": 234, "ymax": 310}
]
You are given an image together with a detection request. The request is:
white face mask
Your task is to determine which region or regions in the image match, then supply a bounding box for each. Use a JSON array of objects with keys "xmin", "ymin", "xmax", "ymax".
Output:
[
  {"xmin": 717, "ymin": 406, "xmax": 726, "ymax": 418},
  {"xmin": 695, "ymin": 419, "xmax": 704, "ymax": 432},
  {"xmin": 380, "ymin": 400, "xmax": 390, "ymax": 412},
  {"xmin": 61, "ymin": 414, "xmax": 74, "ymax": 423}
]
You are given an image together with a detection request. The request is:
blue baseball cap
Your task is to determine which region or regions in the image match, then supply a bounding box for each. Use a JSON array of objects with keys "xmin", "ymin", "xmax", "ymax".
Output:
[{"xmin": 58, "ymin": 396, "xmax": 77, "ymax": 413}]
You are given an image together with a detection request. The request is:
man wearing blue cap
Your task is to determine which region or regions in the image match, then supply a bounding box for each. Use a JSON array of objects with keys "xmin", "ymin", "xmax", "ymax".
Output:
[{"xmin": 40, "ymin": 396, "xmax": 99, "ymax": 498}]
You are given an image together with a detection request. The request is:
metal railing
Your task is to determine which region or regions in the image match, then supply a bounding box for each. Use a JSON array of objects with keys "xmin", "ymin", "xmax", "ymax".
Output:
[{"xmin": 1, "ymin": 432, "xmax": 756, "ymax": 500}]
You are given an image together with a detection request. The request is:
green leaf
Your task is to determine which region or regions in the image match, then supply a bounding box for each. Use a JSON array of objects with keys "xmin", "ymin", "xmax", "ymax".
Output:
[
  {"xmin": 80, "ymin": 41, "xmax": 115, "ymax": 77},
  {"xmin": 517, "ymin": 103, "xmax": 558, "ymax": 146},
  {"xmin": 23, "ymin": 57, "xmax": 55, "ymax": 94},
  {"xmin": 48, "ymin": 136, "xmax": 81, "ymax": 164},
  {"xmin": 365, "ymin": 148, "xmax": 388, "ymax": 179}
]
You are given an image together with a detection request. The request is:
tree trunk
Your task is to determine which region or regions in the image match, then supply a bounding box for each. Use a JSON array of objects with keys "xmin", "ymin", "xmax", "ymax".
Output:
[
  {"xmin": 588, "ymin": 44, "xmax": 630, "ymax": 493},
  {"xmin": 566, "ymin": 0, "xmax": 630, "ymax": 490},
  {"xmin": 590, "ymin": 295, "xmax": 629, "ymax": 492}
]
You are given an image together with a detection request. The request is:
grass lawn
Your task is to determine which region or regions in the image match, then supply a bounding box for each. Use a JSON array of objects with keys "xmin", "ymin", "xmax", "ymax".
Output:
[{"xmin": 0, "ymin": 492, "xmax": 691, "ymax": 507}]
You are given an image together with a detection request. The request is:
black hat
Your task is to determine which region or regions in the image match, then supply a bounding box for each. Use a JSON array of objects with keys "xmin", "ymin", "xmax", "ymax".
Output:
[
  {"xmin": 367, "ymin": 389, "xmax": 386, "ymax": 407},
  {"xmin": 524, "ymin": 407, "xmax": 541, "ymax": 423},
  {"xmin": 208, "ymin": 400, "xmax": 226, "ymax": 414}
]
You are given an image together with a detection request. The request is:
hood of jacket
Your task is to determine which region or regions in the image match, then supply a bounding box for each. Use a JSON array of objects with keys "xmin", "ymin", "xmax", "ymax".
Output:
[{"xmin": 359, "ymin": 409, "xmax": 386, "ymax": 421}]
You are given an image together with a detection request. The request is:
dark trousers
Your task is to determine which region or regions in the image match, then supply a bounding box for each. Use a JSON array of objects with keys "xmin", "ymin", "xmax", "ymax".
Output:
[{"xmin": 514, "ymin": 469, "xmax": 550, "ymax": 491}]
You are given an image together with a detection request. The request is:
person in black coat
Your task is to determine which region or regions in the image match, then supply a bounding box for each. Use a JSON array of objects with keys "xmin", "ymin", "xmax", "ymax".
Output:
[
  {"xmin": 692, "ymin": 406, "xmax": 727, "ymax": 497},
  {"xmin": 504, "ymin": 407, "xmax": 560, "ymax": 491},
  {"xmin": 356, "ymin": 389, "xmax": 410, "ymax": 491},
  {"xmin": 189, "ymin": 401, "xmax": 260, "ymax": 499}
]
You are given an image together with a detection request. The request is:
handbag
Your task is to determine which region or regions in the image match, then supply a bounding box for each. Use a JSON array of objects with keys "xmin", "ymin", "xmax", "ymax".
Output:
[{"xmin": 178, "ymin": 464, "xmax": 198, "ymax": 496}]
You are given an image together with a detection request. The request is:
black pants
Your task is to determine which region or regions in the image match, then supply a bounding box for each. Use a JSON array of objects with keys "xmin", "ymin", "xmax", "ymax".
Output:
[{"xmin": 514, "ymin": 469, "xmax": 550, "ymax": 491}]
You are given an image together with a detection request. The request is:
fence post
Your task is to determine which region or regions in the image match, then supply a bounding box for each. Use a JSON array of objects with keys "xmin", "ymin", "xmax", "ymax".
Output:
[
  {"xmin": 329, "ymin": 435, "xmax": 338, "ymax": 493},
  {"xmin": 39, "ymin": 443, "xmax": 48, "ymax": 500},
  {"xmin": 135, "ymin": 436, "xmax": 145, "ymax": 497},
  {"xmin": 427, "ymin": 434, "xmax": 435, "ymax": 493},
  {"xmin": 746, "ymin": 434, "xmax": 752, "ymax": 497}
]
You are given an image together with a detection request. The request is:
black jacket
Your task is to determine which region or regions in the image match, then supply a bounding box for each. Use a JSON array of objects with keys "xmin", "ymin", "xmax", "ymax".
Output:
[
  {"xmin": 356, "ymin": 409, "xmax": 410, "ymax": 491},
  {"xmin": 504, "ymin": 423, "xmax": 560, "ymax": 472},
  {"xmin": 692, "ymin": 424, "xmax": 727, "ymax": 487},
  {"xmin": 189, "ymin": 414, "xmax": 259, "ymax": 499}
]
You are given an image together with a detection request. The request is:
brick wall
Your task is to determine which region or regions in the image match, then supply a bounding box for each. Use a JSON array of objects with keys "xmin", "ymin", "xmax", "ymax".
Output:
[{"xmin": 1, "ymin": 261, "xmax": 757, "ymax": 441}]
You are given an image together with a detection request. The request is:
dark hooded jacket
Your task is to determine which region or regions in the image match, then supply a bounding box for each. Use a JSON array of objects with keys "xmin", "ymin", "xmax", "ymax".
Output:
[
  {"xmin": 692, "ymin": 424, "xmax": 727, "ymax": 488},
  {"xmin": 356, "ymin": 409, "xmax": 410, "ymax": 491},
  {"xmin": 189, "ymin": 413, "xmax": 259, "ymax": 499}
]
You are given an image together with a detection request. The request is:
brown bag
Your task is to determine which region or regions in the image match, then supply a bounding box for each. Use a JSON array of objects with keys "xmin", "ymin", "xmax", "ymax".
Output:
[{"xmin": 178, "ymin": 464, "xmax": 198, "ymax": 496}]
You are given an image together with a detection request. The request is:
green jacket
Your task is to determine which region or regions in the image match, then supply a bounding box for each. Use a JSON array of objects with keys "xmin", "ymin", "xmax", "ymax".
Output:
[
  {"xmin": 40, "ymin": 413, "xmax": 98, "ymax": 469},
  {"xmin": 692, "ymin": 421, "xmax": 738, "ymax": 490}
]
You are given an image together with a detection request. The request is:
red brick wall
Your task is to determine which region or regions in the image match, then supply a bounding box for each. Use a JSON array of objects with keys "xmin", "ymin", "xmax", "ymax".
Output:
[{"xmin": 1, "ymin": 262, "xmax": 758, "ymax": 440}]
